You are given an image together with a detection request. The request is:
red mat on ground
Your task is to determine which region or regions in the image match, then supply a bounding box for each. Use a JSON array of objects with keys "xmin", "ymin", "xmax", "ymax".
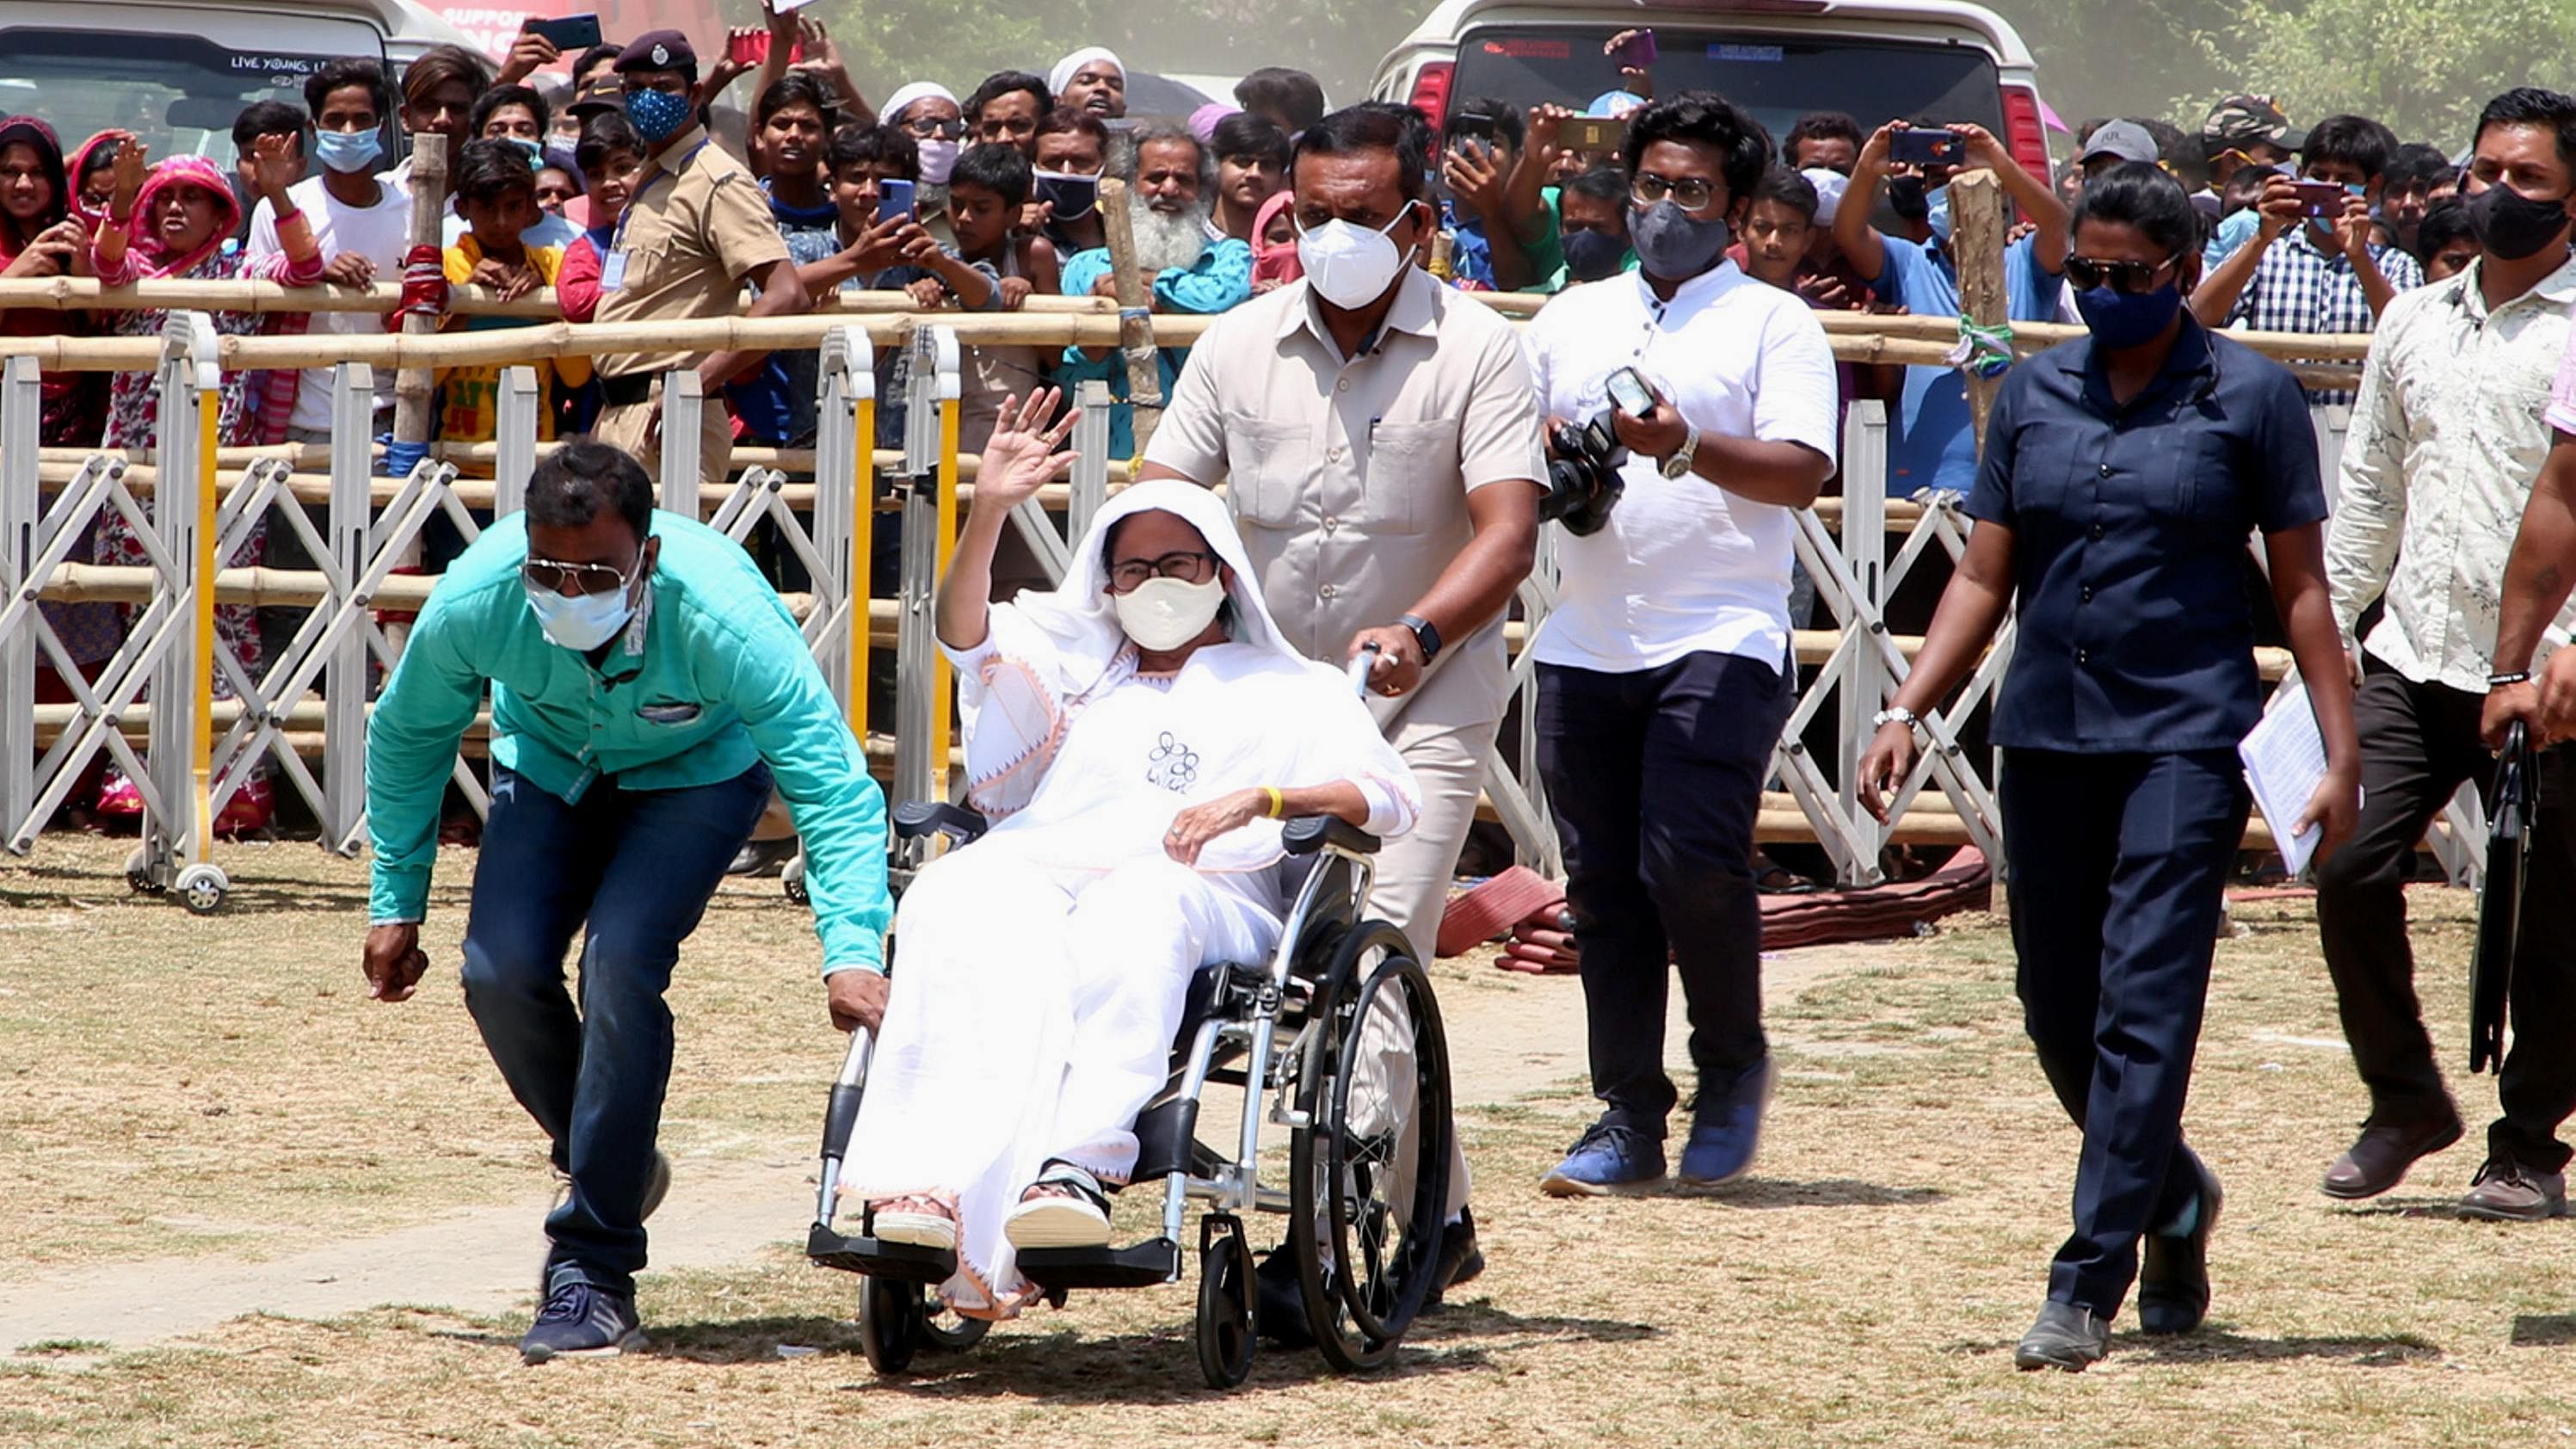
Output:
[{"xmin": 1757, "ymin": 847, "xmax": 1994, "ymax": 951}]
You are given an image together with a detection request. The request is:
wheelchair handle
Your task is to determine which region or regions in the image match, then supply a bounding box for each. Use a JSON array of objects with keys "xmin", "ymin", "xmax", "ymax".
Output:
[{"xmin": 1348, "ymin": 642, "xmax": 1381, "ymax": 695}]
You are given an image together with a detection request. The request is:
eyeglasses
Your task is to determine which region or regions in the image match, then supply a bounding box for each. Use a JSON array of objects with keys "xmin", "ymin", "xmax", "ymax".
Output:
[
  {"xmin": 2063, "ymin": 253, "xmax": 2183, "ymax": 294},
  {"xmin": 1106, "ymin": 550, "xmax": 1217, "ymax": 595},
  {"xmin": 523, "ymin": 552, "xmax": 639, "ymax": 597},
  {"xmin": 1630, "ymin": 172, "xmax": 1717, "ymax": 213},
  {"xmin": 901, "ymin": 116, "xmax": 964, "ymax": 139}
]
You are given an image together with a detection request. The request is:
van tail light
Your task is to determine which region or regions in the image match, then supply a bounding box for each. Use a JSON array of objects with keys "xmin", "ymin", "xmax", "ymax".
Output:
[
  {"xmin": 2000, "ymin": 84, "xmax": 2052, "ymax": 182},
  {"xmin": 1407, "ymin": 61, "xmax": 1455, "ymax": 136}
]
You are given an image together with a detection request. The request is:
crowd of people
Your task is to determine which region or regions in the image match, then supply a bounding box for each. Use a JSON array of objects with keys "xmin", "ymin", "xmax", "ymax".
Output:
[{"xmin": 8, "ymin": 3, "xmax": 2576, "ymax": 1389}]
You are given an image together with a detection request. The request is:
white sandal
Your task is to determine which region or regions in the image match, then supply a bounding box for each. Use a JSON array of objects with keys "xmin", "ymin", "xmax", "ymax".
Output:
[
  {"xmin": 1002, "ymin": 1162, "xmax": 1113, "ymax": 1249},
  {"xmin": 869, "ymin": 1197, "xmax": 958, "ymax": 1250}
]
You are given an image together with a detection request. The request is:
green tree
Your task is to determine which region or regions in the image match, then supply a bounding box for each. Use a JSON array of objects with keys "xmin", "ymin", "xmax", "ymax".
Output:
[{"xmin": 2186, "ymin": 0, "xmax": 2576, "ymax": 146}]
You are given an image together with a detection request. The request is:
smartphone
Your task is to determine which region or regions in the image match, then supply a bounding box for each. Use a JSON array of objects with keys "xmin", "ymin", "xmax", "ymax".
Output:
[
  {"xmin": 725, "ymin": 30, "xmax": 804, "ymax": 65},
  {"xmin": 1446, "ymin": 113, "xmax": 1498, "ymax": 149},
  {"xmin": 876, "ymin": 178, "xmax": 916, "ymax": 225},
  {"xmin": 527, "ymin": 13, "xmax": 601, "ymax": 50},
  {"xmin": 1605, "ymin": 367, "xmax": 1655, "ymax": 418},
  {"xmin": 1612, "ymin": 28, "xmax": 1658, "ymax": 69},
  {"xmin": 1889, "ymin": 127, "xmax": 1965, "ymax": 167},
  {"xmin": 1033, "ymin": 171, "xmax": 1097, "ymax": 220},
  {"xmin": 2291, "ymin": 179, "xmax": 2347, "ymax": 219},
  {"xmin": 1562, "ymin": 116, "xmax": 1625, "ymax": 153}
]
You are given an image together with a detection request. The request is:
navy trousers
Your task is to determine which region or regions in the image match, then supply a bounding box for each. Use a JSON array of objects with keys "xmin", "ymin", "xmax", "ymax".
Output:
[
  {"xmin": 1998, "ymin": 748, "xmax": 2246, "ymax": 1316},
  {"xmin": 459, "ymin": 761, "xmax": 772, "ymax": 1296},
  {"xmin": 1538, "ymin": 650, "xmax": 1791, "ymax": 1135}
]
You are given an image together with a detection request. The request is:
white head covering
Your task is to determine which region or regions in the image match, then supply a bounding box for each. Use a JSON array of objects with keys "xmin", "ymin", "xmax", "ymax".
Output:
[
  {"xmin": 1801, "ymin": 166, "xmax": 1849, "ymax": 227},
  {"xmin": 1048, "ymin": 46, "xmax": 1124, "ymax": 98},
  {"xmin": 881, "ymin": 81, "xmax": 958, "ymax": 126},
  {"xmin": 1008, "ymin": 478, "xmax": 1293, "ymax": 688}
]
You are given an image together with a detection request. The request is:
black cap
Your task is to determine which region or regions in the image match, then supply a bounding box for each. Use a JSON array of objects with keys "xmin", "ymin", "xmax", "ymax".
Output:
[{"xmin": 614, "ymin": 30, "xmax": 696, "ymax": 76}]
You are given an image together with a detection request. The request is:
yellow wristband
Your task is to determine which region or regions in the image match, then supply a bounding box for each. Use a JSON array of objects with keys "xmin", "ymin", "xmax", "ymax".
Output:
[{"xmin": 1262, "ymin": 786, "xmax": 1284, "ymax": 819}]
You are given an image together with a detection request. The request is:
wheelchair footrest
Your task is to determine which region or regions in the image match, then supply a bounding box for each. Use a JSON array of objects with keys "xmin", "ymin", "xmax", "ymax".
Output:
[
  {"xmin": 1016, "ymin": 1238, "xmax": 1181, "ymax": 1290},
  {"xmin": 805, "ymin": 1221, "xmax": 957, "ymax": 1284}
]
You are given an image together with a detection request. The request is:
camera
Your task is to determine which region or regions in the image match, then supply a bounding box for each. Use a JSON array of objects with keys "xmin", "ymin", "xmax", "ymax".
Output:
[{"xmin": 1541, "ymin": 410, "xmax": 1627, "ymax": 536}]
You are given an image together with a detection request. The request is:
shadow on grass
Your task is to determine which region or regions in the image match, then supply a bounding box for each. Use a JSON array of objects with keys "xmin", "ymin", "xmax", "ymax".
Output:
[
  {"xmin": 1661, "ymin": 1177, "xmax": 1948, "ymax": 1210},
  {"xmin": 0, "ymin": 860, "xmax": 373, "ymax": 914},
  {"xmin": 2326, "ymin": 1196, "xmax": 2481, "ymax": 1221},
  {"xmin": 2119, "ymin": 1329, "xmax": 2443, "ymax": 1366},
  {"xmin": 2511, "ymin": 1315, "xmax": 2576, "ymax": 1347}
]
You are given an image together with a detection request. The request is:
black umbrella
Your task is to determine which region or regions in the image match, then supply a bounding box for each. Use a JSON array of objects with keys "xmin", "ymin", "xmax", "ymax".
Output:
[{"xmin": 2471, "ymin": 721, "xmax": 2536, "ymax": 1076}]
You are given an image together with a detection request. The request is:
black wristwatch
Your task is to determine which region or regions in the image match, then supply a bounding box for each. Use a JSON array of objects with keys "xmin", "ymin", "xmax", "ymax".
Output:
[{"xmin": 1398, "ymin": 614, "xmax": 1443, "ymax": 663}]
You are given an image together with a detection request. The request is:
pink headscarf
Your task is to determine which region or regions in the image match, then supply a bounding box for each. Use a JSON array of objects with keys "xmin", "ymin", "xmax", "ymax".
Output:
[
  {"xmin": 1251, "ymin": 190, "xmax": 1301, "ymax": 287},
  {"xmin": 125, "ymin": 155, "xmax": 241, "ymax": 279},
  {"xmin": 66, "ymin": 129, "xmax": 132, "ymax": 229},
  {"xmin": 1187, "ymin": 102, "xmax": 1238, "ymax": 146}
]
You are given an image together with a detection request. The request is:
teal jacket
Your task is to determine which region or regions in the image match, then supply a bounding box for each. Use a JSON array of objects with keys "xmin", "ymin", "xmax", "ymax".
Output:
[{"xmin": 367, "ymin": 509, "xmax": 891, "ymax": 974}]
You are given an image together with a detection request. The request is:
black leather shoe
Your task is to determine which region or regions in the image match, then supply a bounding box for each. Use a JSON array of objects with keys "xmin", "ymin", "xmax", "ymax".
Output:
[
  {"xmin": 2138, "ymin": 1150, "xmax": 2222, "ymax": 1335},
  {"xmin": 2014, "ymin": 1301, "xmax": 2111, "ymax": 1372},
  {"xmin": 2320, "ymin": 1114, "xmax": 2464, "ymax": 1199},
  {"xmin": 1253, "ymin": 1247, "xmax": 1316, "ymax": 1347},
  {"xmin": 1427, "ymin": 1208, "xmax": 1485, "ymax": 1307}
]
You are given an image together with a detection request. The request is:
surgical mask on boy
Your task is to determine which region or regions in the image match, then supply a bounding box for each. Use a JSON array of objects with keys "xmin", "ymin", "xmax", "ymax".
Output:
[{"xmin": 314, "ymin": 128, "xmax": 383, "ymax": 176}]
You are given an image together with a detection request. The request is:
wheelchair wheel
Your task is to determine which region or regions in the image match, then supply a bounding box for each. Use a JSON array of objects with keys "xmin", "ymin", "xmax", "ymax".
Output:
[
  {"xmin": 1287, "ymin": 922, "xmax": 1453, "ymax": 1373},
  {"xmin": 858, "ymin": 1274, "xmax": 926, "ymax": 1373},
  {"xmin": 922, "ymin": 1298, "xmax": 989, "ymax": 1353},
  {"xmin": 1195, "ymin": 1213, "xmax": 1257, "ymax": 1389}
]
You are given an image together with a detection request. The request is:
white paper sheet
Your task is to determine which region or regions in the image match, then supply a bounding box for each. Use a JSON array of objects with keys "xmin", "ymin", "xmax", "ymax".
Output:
[{"xmin": 2240, "ymin": 679, "xmax": 2328, "ymax": 877}]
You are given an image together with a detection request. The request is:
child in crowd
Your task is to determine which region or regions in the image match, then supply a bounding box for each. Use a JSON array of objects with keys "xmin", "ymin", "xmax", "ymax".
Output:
[
  {"xmin": 89, "ymin": 133, "xmax": 321, "ymax": 834},
  {"xmin": 437, "ymin": 139, "xmax": 590, "ymax": 445},
  {"xmin": 555, "ymin": 113, "xmax": 638, "ymax": 325},
  {"xmin": 910, "ymin": 142, "xmax": 1055, "ymax": 450}
]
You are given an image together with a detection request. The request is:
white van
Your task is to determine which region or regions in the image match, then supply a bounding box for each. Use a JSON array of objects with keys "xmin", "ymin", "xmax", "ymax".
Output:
[
  {"xmin": 1371, "ymin": 0, "xmax": 2054, "ymax": 178},
  {"xmin": 0, "ymin": 0, "xmax": 472, "ymax": 165}
]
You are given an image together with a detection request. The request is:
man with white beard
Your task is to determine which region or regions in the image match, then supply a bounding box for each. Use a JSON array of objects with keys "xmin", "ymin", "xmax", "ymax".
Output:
[{"xmin": 1057, "ymin": 124, "xmax": 1254, "ymax": 456}]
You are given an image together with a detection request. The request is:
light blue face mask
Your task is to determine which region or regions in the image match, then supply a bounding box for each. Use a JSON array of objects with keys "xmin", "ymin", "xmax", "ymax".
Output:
[
  {"xmin": 507, "ymin": 136, "xmax": 544, "ymax": 170},
  {"xmin": 1926, "ymin": 182, "xmax": 1953, "ymax": 245},
  {"xmin": 313, "ymin": 127, "xmax": 383, "ymax": 176},
  {"xmin": 524, "ymin": 564, "xmax": 640, "ymax": 651}
]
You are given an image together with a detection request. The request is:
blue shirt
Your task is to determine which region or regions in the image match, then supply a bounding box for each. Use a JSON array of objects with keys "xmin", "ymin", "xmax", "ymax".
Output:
[
  {"xmin": 1964, "ymin": 318, "xmax": 2326, "ymax": 754},
  {"xmin": 367, "ymin": 511, "xmax": 893, "ymax": 972},
  {"xmin": 1869, "ymin": 232, "xmax": 2066, "ymax": 497},
  {"xmin": 1058, "ymin": 240, "xmax": 1252, "ymax": 458}
]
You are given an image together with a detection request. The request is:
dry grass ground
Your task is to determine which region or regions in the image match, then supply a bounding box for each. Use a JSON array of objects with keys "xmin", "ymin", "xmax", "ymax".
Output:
[{"xmin": 7, "ymin": 837, "xmax": 2576, "ymax": 1447}]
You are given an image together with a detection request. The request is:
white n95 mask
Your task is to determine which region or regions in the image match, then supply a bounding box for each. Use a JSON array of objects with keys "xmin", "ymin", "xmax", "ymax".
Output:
[
  {"xmin": 1113, "ymin": 575, "xmax": 1224, "ymax": 651},
  {"xmin": 1297, "ymin": 205, "xmax": 1418, "ymax": 309},
  {"xmin": 526, "ymin": 583, "xmax": 636, "ymax": 651}
]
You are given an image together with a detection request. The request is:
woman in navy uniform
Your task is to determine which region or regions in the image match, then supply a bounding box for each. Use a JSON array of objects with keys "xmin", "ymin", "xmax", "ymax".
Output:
[{"xmin": 1858, "ymin": 163, "xmax": 2362, "ymax": 1372}]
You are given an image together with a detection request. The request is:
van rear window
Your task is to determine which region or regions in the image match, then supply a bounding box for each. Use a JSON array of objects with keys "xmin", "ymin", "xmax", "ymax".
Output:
[
  {"xmin": 0, "ymin": 28, "xmax": 360, "ymax": 171},
  {"xmin": 1451, "ymin": 27, "xmax": 2002, "ymax": 144}
]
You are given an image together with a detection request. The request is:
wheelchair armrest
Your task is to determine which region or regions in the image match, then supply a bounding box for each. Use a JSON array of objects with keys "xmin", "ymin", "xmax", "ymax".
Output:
[
  {"xmin": 893, "ymin": 800, "xmax": 990, "ymax": 845},
  {"xmin": 1281, "ymin": 814, "xmax": 1379, "ymax": 857}
]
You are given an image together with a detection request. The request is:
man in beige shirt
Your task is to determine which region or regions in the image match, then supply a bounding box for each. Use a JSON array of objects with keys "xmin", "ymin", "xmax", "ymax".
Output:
[
  {"xmin": 594, "ymin": 31, "xmax": 810, "ymax": 490},
  {"xmin": 1140, "ymin": 102, "xmax": 1544, "ymax": 1316}
]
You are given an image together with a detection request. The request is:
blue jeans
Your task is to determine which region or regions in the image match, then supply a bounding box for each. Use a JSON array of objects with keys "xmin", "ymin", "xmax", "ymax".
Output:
[
  {"xmin": 1537, "ymin": 650, "xmax": 1792, "ymax": 1135},
  {"xmin": 459, "ymin": 761, "xmax": 772, "ymax": 1296}
]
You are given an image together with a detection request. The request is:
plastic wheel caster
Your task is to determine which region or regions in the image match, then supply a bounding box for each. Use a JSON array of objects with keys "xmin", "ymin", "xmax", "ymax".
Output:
[
  {"xmin": 783, "ymin": 860, "xmax": 809, "ymax": 905},
  {"xmin": 858, "ymin": 1274, "xmax": 926, "ymax": 1374},
  {"xmin": 174, "ymin": 862, "xmax": 228, "ymax": 915},
  {"xmin": 1196, "ymin": 1214, "xmax": 1257, "ymax": 1389}
]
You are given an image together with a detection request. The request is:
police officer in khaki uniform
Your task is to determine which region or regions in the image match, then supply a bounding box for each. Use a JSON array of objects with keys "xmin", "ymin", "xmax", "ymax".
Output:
[{"xmin": 595, "ymin": 30, "xmax": 810, "ymax": 489}]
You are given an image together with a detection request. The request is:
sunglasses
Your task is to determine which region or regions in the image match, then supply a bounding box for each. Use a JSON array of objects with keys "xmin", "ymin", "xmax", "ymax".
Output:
[
  {"xmin": 902, "ymin": 116, "xmax": 965, "ymax": 139},
  {"xmin": 1106, "ymin": 550, "xmax": 1217, "ymax": 595},
  {"xmin": 1630, "ymin": 172, "xmax": 1717, "ymax": 213},
  {"xmin": 2064, "ymin": 253, "xmax": 2182, "ymax": 294},
  {"xmin": 523, "ymin": 552, "xmax": 639, "ymax": 597}
]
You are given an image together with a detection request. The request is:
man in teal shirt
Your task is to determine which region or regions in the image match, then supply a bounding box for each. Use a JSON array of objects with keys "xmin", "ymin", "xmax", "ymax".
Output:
[{"xmin": 358, "ymin": 441, "xmax": 891, "ymax": 1363}]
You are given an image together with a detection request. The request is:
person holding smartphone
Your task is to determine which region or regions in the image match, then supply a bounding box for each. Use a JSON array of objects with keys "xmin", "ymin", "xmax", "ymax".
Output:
[
  {"xmin": 1835, "ymin": 116, "xmax": 2070, "ymax": 498},
  {"xmin": 1519, "ymin": 93, "xmax": 1837, "ymax": 1197}
]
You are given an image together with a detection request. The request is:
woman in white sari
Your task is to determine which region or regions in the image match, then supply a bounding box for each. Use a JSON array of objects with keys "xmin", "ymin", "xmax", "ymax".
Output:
[{"xmin": 841, "ymin": 391, "xmax": 1421, "ymax": 1320}]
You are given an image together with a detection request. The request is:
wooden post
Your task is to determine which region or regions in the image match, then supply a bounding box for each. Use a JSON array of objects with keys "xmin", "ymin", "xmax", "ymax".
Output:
[
  {"xmin": 1095, "ymin": 176, "xmax": 1164, "ymax": 454},
  {"xmin": 389, "ymin": 135, "xmax": 448, "ymax": 458},
  {"xmin": 1950, "ymin": 168, "xmax": 2006, "ymax": 454}
]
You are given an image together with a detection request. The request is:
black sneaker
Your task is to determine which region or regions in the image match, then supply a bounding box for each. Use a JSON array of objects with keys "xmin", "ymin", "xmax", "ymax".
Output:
[
  {"xmin": 1427, "ymin": 1208, "xmax": 1485, "ymax": 1307},
  {"xmin": 520, "ymin": 1281, "xmax": 646, "ymax": 1364}
]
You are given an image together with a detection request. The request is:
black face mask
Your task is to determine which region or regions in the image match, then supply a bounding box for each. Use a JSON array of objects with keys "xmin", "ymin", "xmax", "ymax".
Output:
[
  {"xmin": 1886, "ymin": 173, "xmax": 1929, "ymax": 222},
  {"xmin": 2468, "ymin": 180, "xmax": 2575, "ymax": 262}
]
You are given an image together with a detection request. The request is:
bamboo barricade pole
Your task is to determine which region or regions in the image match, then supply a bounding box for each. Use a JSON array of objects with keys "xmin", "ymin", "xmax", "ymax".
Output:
[
  {"xmin": 1949, "ymin": 170, "xmax": 2008, "ymax": 452},
  {"xmin": 389, "ymin": 136, "xmax": 448, "ymax": 455},
  {"xmin": 1095, "ymin": 176, "xmax": 1166, "ymax": 454},
  {"xmin": 0, "ymin": 278, "xmax": 1128, "ymax": 318}
]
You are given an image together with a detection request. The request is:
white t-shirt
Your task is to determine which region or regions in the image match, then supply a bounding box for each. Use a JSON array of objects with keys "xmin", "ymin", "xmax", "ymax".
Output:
[
  {"xmin": 246, "ymin": 174, "xmax": 412, "ymax": 433},
  {"xmin": 1521, "ymin": 262, "xmax": 1840, "ymax": 675}
]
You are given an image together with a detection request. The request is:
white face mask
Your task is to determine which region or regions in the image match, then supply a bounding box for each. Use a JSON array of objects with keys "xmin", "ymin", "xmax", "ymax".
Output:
[
  {"xmin": 525, "ymin": 575, "xmax": 638, "ymax": 651},
  {"xmin": 1297, "ymin": 204, "xmax": 1418, "ymax": 310},
  {"xmin": 917, "ymin": 139, "xmax": 960, "ymax": 187},
  {"xmin": 1112, "ymin": 574, "xmax": 1225, "ymax": 651}
]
